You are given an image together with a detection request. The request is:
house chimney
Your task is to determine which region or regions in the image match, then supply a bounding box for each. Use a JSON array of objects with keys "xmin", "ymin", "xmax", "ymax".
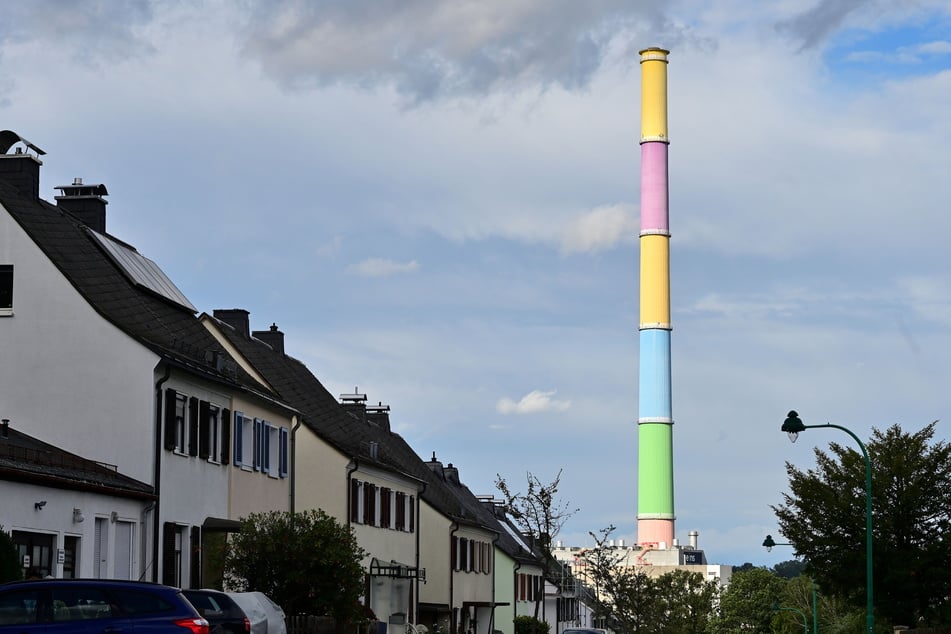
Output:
[
  {"xmin": 0, "ymin": 130, "xmax": 46, "ymax": 199},
  {"xmin": 252, "ymin": 322, "xmax": 284, "ymax": 354},
  {"xmin": 366, "ymin": 402, "xmax": 390, "ymax": 431},
  {"xmin": 55, "ymin": 178, "xmax": 109, "ymax": 233},
  {"xmin": 426, "ymin": 452, "xmax": 444, "ymax": 475},
  {"xmin": 443, "ymin": 462, "xmax": 460, "ymax": 484},
  {"xmin": 213, "ymin": 309, "xmax": 250, "ymax": 337},
  {"xmin": 339, "ymin": 388, "xmax": 367, "ymax": 422},
  {"xmin": 1, "ymin": 419, "xmax": 8, "ymax": 439}
]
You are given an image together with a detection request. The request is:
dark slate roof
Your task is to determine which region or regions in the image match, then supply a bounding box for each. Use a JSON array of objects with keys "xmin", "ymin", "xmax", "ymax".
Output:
[
  {"xmin": 0, "ymin": 170, "xmax": 272, "ymax": 395},
  {"xmin": 0, "ymin": 424, "xmax": 154, "ymax": 499},
  {"xmin": 209, "ymin": 314, "xmax": 503, "ymax": 532}
]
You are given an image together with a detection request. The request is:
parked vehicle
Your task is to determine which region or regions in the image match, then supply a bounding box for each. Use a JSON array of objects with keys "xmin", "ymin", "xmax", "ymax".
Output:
[
  {"xmin": 183, "ymin": 589, "xmax": 251, "ymax": 633},
  {"xmin": 225, "ymin": 592, "xmax": 286, "ymax": 634},
  {"xmin": 0, "ymin": 578, "xmax": 209, "ymax": 633}
]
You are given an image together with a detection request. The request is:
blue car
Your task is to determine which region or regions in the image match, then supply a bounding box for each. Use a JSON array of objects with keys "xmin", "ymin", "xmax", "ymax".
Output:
[{"xmin": 0, "ymin": 578, "xmax": 209, "ymax": 633}]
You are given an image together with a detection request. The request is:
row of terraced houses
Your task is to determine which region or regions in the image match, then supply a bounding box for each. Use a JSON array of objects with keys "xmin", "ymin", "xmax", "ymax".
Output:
[{"xmin": 0, "ymin": 130, "xmax": 599, "ymax": 634}]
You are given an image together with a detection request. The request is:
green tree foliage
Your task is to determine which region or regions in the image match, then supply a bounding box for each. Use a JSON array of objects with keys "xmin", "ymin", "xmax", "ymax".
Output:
[
  {"xmin": 708, "ymin": 567, "xmax": 786, "ymax": 633},
  {"xmin": 772, "ymin": 559, "xmax": 806, "ymax": 579},
  {"xmin": 224, "ymin": 509, "xmax": 366, "ymax": 622},
  {"xmin": 0, "ymin": 526, "xmax": 21, "ymax": 582},
  {"xmin": 513, "ymin": 615, "xmax": 549, "ymax": 634},
  {"xmin": 773, "ymin": 421, "xmax": 951, "ymax": 627},
  {"xmin": 580, "ymin": 527, "xmax": 718, "ymax": 633}
]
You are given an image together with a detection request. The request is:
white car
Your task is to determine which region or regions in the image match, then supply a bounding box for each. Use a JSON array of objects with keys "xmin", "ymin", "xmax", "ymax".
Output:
[{"xmin": 226, "ymin": 591, "xmax": 287, "ymax": 634}]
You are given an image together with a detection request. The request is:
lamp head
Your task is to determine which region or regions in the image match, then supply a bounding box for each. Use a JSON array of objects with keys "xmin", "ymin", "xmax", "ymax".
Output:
[
  {"xmin": 34, "ymin": 500, "xmax": 47, "ymax": 511},
  {"xmin": 762, "ymin": 534, "xmax": 777, "ymax": 552},
  {"xmin": 782, "ymin": 410, "xmax": 805, "ymax": 443}
]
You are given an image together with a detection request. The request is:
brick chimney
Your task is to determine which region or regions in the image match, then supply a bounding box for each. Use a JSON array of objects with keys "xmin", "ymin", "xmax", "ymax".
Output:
[
  {"xmin": 0, "ymin": 130, "xmax": 45, "ymax": 199},
  {"xmin": 366, "ymin": 402, "xmax": 390, "ymax": 431},
  {"xmin": 55, "ymin": 178, "xmax": 109, "ymax": 233},
  {"xmin": 213, "ymin": 309, "xmax": 250, "ymax": 337},
  {"xmin": 252, "ymin": 323, "xmax": 284, "ymax": 354},
  {"xmin": 339, "ymin": 388, "xmax": 367, "ymax": 423}
]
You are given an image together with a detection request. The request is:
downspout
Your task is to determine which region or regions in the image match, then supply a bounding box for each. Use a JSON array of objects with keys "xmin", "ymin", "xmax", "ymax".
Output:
[
  {"xmin": 450, "ymin": 522, "xmax": 459, "ymax": 634},
  {"xmin": 489, "ymin": 532, "xmax": 500, "ymax": 634},
  {"xmin": 415, "ymin": 481, "xmax": 426, "ymax": 626},
  {"xmin": 289, "ymin": 416, "xmax": 302, "ymax": 513},
  {"xmin": 346, "ymin": 458, "xmax": 359, "ymax": 529},
  {"xmin": 152, "ymin": 364, "xmax": 171, "ymax": 583},
  {"xmin": 512, "ymin": 561, "xmax": 521, "ymax": 623}
]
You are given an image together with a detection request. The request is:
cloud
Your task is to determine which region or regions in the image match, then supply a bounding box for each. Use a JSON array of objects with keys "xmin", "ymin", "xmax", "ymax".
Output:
[
  {"xmin": 775, "ymin": 0, "xmax": 869, "ymax": 50},
  {"xmin": 236, "ymin": 0, "xmax": 676, "ymax": 103},
  {"xmin": 561, "ymin": 203, "xmax": 637, "ymax": 254},
  {"xmin": 349, "ymin": 258, "xmax": 420, "ymax": 277},
  {"xmin": 497, "ymin": 390, "xmax": 571, "ymax": 415},
  {"xmin": 0, "ymin": 0, "xmax": 156, "ymax": 64}
]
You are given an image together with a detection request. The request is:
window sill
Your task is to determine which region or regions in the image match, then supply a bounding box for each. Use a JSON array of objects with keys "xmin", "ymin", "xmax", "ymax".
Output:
[{"xmin": 0, "ymin": 309, "xmax": 13, "ymax": 317}]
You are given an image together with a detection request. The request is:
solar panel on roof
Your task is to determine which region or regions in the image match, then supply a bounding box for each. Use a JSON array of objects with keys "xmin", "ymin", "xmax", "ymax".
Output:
[{"xmin": 89, "ymin": 230, "xmax": 197, "ymax": 312}]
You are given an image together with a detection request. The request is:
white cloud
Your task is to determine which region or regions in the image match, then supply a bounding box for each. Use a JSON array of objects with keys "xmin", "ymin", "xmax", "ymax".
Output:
[
  {"xmin": 561, "ymin": 203, "xmax": 637, "ymax": 254},
  {"xmin": 497, "ymin": 390, "xmax": 571, "ymax": 415},
  {"xmin": 349, "ymin": 258, "xmax": 420, "ymax": 277}
]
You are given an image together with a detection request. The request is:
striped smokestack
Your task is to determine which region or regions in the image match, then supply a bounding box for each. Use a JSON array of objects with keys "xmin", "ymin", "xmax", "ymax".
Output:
[{"xmin": 637, "ymin": 47, "xmax": 675, "ymax": 549}]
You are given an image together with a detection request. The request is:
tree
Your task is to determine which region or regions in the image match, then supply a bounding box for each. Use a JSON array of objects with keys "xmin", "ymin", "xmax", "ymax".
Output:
[
  {"xmin": 708, "ymin": 567, "xmax": 786, "ymax": 633},
  {"xmin": 0, "ymin": 526, "xmax": 21, "ymax": 582},
  {"xmin": 773, "ymin": 421, "xmax": 951, "ymax": 626},
  {"xmin": 580, "ymin": 526, "xmax": 718, "ymax": 634},
  {"xmin": 224, "ymin": 509, "xmax": 366, "ymax": 622},
  {"xmin": 495, "ymin": 469, "xmax": 578, "ymax": 559},
  {"xmin": 772, "ymin": 559, "xmax": 806, "ymax": 579}
]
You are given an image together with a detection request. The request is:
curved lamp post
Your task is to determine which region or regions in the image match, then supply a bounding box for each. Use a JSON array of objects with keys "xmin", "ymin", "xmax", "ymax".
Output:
[
  {"xmin": 781, "ymin": 410, "xmax": 874, "ymax": 634},
  {"xmin": 763, "ymin": 534, "xmax": 817, "ymax": 634},
  {"xmin": 772, "ymin": 603, "xmax": 808, "ymax": 634}
]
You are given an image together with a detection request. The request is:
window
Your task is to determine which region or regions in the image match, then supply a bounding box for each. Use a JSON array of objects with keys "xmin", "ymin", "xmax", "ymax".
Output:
[
  {"xmin": 453, "ymin": 536, "xmax": 491, "ymax": 574},
  {"xmin": 199, "ymin": 402, "xmax": 221, "ymax": 462},
  {"xmin": 0, "ymin": 264, "xmax": 12, "ymax": 316},
  {"xmin": 161, "ymin": 523, "xmax": 187, "ymax": 587},
  {"xmin": 163, "ymin": 390, "xmax": 188, "ymax": 453},
  {"xmin": 233, "ymin": 413, "xmax": 285, "ymax": 475}
]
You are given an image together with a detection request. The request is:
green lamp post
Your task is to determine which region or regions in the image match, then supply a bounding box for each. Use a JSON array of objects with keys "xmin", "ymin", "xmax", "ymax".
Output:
[
  {"xmin": 763, "ymin": 534, "xmax": 817, "ymax": 634},
  {"xmin": 781, "ymin": 410, "xmax": 874, "ymax": 634},
  {"xmin": 772, "ymin": 602, "xmax": 808, "ymax": 634}
]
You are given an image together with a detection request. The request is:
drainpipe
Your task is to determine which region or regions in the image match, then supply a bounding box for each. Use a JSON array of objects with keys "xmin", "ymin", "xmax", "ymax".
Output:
[
  {"xmin": 346, "ymin": 458, "xmax": 359, "ymax": 529},
  {"xmin": 289, "ymin": 416, "xmax": 302, "ymax": 513},
  {"xmin": 450, "ymin": 522, "xmax": 459, "ymax": 634},
  {"xmin": 152, "ymin": 364, "xmax": 171, "ymax": 583},
  {"xmin": 415, "ymin": 481, "xmax": 426, "ymax": 626},
  {"xmin": 513, "ymin": 561, "xmax": 522, "ymax": 623},
  {"xmin": 489, "ymin": 532, "xmax": 500, "ymax": 634}
]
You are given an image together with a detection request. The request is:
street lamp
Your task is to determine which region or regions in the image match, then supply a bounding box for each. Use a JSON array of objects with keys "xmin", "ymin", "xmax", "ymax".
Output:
[
  {"xmin": 772, "ymin": 603, "xmax": 808, "ymax": 634},
  {"xmin": 762, "ymin": 535, "xmax": 817, "ymax": 634},
  {"xmin": 781, "ymin": 410, "xmax": 874, "ymax": 634}
]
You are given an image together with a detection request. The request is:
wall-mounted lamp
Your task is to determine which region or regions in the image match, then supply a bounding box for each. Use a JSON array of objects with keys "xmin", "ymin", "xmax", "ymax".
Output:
[
  {"xmin": 34, "ymin": 500, "xmax": 47, "ymax": 511},
  {"xmin": 72, "ymin": 508, "xmax": 84, "ymax": 523},
  {"xmin": 110, "ymin": 511, "xmax": 119, "ymax": 523}
]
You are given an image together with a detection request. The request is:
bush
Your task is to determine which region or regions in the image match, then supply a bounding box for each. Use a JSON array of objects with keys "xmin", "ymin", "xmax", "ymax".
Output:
[
  {"xmin": 514, "ymin": 615, "xmax": 549, "ymax": 634},
  {"xmin": 0, "ymin": 526, "xmax": 21, "ymax": 582}
]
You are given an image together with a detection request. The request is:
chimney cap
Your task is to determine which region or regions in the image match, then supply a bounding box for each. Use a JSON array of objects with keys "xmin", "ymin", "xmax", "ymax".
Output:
[
  {"xmin": 0, "ymin": 130, "xmax": 46, "ymax": 156},
  {"xmin": 54, "ymin": 180, "xmax": 109, "ymax": 197},
  {"xmin": 340, "ymin": 388, "xmax": 367, "ymax": 403}
]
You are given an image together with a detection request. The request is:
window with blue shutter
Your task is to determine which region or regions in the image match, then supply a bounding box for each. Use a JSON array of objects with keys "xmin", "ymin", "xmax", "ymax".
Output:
[
  {"xmin": 252, "ymin": 418, "xmax": 262, "ymax": 471},
  {"xmin": 233, "ymin": 411, "xmax": 244, "ymax": 466},
  {"xmin": 262, "ymin": 421, "xmax": 271, "ymax": 474},
  {"xmin": 279, "ymin": 427, "xmax": 289, "ymax": 478}
]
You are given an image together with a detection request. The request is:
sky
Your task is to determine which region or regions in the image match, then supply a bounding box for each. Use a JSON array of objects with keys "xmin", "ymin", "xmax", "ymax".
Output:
[{"xmin": 2, "ymin": 0, "xmax": 950, "ymax": 568}]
